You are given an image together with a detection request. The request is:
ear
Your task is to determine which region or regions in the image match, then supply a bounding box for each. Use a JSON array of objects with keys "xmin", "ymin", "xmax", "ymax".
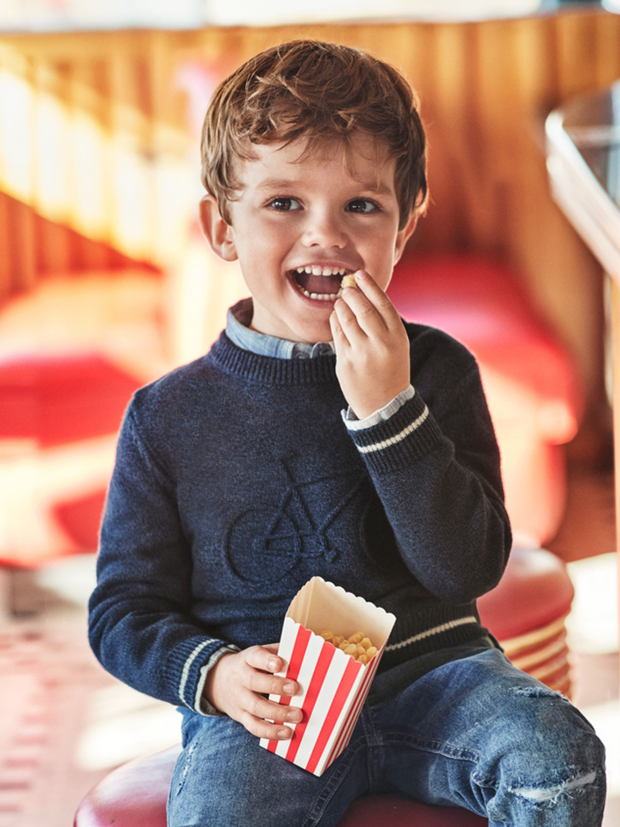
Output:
[
  {"xmin": 199, "ymin": 195, "xmax": 238, "ymax": 261},
  {"xmin": 393, "ymin": 213, "xmax": 418, "ymax": 265}
]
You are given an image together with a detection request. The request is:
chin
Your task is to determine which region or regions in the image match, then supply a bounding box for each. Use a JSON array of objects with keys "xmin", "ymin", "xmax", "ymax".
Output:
[{"xmin": 295, "ymin": 321, "xmax": 334, "ymax": 345}]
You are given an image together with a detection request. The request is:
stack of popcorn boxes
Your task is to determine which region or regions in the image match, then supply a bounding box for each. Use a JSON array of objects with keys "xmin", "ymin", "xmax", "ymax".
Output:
[{"xmin": 260, "ymin": 577, "xmax": 396, "ymax": 776}]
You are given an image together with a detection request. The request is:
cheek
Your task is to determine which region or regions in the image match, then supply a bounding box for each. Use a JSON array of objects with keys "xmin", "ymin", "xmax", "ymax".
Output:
[{"xmin": 254, "ymin": 221, "xmax": 293, "ymax": 253}]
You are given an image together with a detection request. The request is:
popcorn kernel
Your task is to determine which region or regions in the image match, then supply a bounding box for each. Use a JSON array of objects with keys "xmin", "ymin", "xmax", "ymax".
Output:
[{"xmin": 320, "ymin": 630, "xmax": 377, "ymax": 664}]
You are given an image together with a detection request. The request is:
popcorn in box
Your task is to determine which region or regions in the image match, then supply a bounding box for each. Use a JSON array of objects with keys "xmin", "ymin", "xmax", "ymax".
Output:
[{"xmin": 260, "ymin": 577, "xmax": 396, "ymax": 776}]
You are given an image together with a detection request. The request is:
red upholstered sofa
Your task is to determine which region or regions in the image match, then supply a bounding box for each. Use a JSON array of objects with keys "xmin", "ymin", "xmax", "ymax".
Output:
[
  {"xmin": 0, "ymin": 352, "xmax": 141, "ymax": 568},
  {"xmin": 0, "ymin": 268, "xmax": 161, "ymax": 570}
]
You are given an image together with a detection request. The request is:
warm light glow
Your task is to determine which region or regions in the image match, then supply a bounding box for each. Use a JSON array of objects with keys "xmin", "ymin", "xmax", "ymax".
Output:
[
  {"xmin": 0, "ymin": 44, "xmax": 193, "ymax": 268},
  {"xmin": 170, "ymin": 232, "xmax": 247, "ymax": 364},
  {"xmin": 0, "ymin": 64, "xmax": 33, "ymax": 202},
  {"xmin": 203, "ymin": 0, "xmax": 542, "ymax": 25},
  {"xmin": 71, "ymin": 109, "xmax": 109, "ymax": 237},
  {"xmin": 75, "ymin": 683, "xmax": 181, "ymax": 771},
  {"xmin": 35, "ymin": 86, "xmax": 71, "ymax": 222},
  {"xmin": 0, "ymin": 436, "xmax": 117, "ymax": 565}
]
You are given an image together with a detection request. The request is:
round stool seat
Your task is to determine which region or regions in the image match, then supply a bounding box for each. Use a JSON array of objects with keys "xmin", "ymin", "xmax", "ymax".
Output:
[
  {"xmin": 478, "ymin": 546, "xmax": 573, "ymax": 639},
  {"xmin": 74, "ymin": 745, "xmax": 487, "ymax": 826},
  {"xmin": 478, "ymin": 546, "xmax": 574, "ymax": 696}
]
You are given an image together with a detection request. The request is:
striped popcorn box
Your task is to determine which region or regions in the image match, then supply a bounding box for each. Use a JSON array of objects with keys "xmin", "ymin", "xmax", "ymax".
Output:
[{"xmin": 260, "ymin": 577, "xmax": 396, "ymax": 776}]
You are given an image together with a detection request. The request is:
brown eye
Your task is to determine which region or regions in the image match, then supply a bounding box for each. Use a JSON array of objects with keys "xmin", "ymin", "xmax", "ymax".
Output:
[
  {"xmin": 346, "ymin": 198, "xmax": 379, "ymax": 214},
  {"xmin": 269, "ymin": 197, "xmax": 301, "ymax": 211}
]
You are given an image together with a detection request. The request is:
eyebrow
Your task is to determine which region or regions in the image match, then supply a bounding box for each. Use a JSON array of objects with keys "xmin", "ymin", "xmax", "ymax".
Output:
[
  {"xmin": 255, "ymin": 179, "xmax": 301, "ymax": 192},
  {"xmin": 255, "ymin": 178, "xmax": 394, "ymax": 196}
]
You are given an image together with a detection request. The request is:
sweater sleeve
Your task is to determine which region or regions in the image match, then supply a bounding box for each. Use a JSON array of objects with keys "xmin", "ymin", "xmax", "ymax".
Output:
[
  {"xmin": 344, "ymin": 346, "xmax": 511, "ymax": 605},
  {"xmin": 88, "ymin": 401, "xmax": 235, "ymax": 713}
]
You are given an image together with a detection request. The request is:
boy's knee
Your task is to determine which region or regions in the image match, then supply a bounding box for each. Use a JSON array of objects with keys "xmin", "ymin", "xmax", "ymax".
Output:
[
  {"xmin": 476, "ymin": 685, "xmax": 606, "ymax": 823},
  {"xmin": 496, "ymin": 681, "xmax": 604, "ymax": 759}
]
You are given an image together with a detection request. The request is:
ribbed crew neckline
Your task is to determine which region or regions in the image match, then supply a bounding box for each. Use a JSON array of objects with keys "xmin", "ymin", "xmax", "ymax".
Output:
[{"xmin": 209, "ymin": 331, "xmax": 338, "ymax": 385}]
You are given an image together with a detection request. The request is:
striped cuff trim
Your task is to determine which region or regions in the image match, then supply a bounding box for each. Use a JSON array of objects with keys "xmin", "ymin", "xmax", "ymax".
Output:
[
  {"xmin": 178, "ymin": 638, "xmax": 217, "ymax": 706},
  {"xmin": 356, "ymin": 404, "xmax": 429, "ymax": 454},
  {"xmin": 386, "ymin": 616, "xmax": 479, "ymax": 652}
]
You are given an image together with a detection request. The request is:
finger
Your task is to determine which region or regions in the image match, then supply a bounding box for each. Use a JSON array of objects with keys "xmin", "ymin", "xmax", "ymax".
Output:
[
  {"xmin": 242, "ymin": 647, "xmax": 300, "ymax": 696},
  {"xmin": 243, "ymin": 691, "xmax": 303, "ymax": 726},
  {"xmin": 340, "ymin": 288, "xmax": 386, "ymax": 337},
  {"xmin": 239, "ymin": 711, "xmax": 296, "ymax": 741},
  {"xmin": 244, "ymin": 644, "xmax": 286, "ymax": 675},
  {"xmin": 329, "ymin": 304, "xmax": 352, "ymax": 350},
  {"xmin": 245, "ymin": 666, "xmax": 300, "ymax": 699},
  {"xmin": 339, "ymin": 272, "xmax": 394, "ymax": 338},
  {"xmin": 351, "ymin": 270, "xmax": 402, "ymax": 330},
  {"xmin": 332, "ymin": 295, "xmax": 369, "ymax": 346}
]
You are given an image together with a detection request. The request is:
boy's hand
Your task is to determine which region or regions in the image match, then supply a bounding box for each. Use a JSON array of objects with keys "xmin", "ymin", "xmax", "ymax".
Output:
[
  {"xmin": 203, "ymin": 644, "xmax": 302, "ymax": 740},
  {"xmin": 330, "ymin": 270, "xmax": 410, "ymax": 419}
]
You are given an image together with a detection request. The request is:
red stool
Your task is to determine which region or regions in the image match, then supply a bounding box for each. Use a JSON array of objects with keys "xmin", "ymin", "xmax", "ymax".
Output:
[
  {"xmin": 478, "ymin": 545, "xmax": 574, "ymax": 697},
  {"xmin": 74, "ymin": 744, "xmax": 487, "ymax": 827}
]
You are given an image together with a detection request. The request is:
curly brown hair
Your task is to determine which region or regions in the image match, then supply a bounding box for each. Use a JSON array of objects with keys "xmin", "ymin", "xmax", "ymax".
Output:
[{"xmin": 201, "ymin": 40, "xmax": 428, "ymax": 230}]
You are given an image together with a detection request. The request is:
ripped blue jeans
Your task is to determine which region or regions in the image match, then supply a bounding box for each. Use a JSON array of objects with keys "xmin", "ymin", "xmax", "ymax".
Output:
[{"xmin": 168, "ymin": 642, "xmax": 606, "ymax": 827}]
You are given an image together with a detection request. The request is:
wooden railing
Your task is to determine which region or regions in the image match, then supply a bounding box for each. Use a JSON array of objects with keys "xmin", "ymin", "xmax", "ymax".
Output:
[{"xmin": 1, "ymin": 9, "xmax": 619, "ymax": 418}]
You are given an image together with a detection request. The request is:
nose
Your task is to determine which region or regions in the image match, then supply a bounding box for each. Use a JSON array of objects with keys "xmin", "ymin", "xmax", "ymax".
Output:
[{"xmin": 302, "ymin": 208, "xmax": 347, "ymax": 249}]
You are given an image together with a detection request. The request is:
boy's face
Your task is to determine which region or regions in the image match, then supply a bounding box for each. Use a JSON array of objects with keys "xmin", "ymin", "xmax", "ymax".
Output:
[{"xmin": 200, "ymin": 134, "xmax": 416, "ymax": 344}]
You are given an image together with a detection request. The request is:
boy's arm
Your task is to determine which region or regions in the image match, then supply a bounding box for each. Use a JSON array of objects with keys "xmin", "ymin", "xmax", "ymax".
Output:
[
  {"xmin": 88, "ymin": 404, "xmax": 300, "ymax": 739},
  {"xmin": 89, "ymin": 404, "xmax": 231, "ymax": 709},
  {"xmin": 330, "ymin": 272, "xmax": 511, "ymax": 604}
]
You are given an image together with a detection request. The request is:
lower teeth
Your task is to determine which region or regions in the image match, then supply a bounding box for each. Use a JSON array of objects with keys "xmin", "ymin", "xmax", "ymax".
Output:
[{"xmin": 295, "ymin": 281, "xmax": 341, "ymax": 301}]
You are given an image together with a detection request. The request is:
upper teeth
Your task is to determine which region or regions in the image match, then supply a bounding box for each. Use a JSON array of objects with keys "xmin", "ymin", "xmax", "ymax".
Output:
[{"xmin": 295, "ymin": 266, "xmax": 349, "ymax": 277}]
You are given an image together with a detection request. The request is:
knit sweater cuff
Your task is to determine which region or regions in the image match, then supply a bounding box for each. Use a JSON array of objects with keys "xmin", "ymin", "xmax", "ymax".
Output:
[
  {"xmin": 344, "ymin": 391, "xmax": 444, "ymax": 472},
  {"xmin": 165, "ymin": 636, "xmax": 232, "ymax": 712}
]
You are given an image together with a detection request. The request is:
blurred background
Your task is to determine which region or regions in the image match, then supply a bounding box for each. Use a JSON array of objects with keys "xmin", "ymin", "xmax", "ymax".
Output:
[{"xmin": 0, "ymin": 1, "xmax": 618, "ymax": 825}]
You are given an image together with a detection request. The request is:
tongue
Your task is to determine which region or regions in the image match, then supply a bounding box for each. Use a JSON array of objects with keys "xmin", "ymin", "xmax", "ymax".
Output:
[{"xmin": 295, "ymin": 271, "xmax": 342, "ymax": 294}]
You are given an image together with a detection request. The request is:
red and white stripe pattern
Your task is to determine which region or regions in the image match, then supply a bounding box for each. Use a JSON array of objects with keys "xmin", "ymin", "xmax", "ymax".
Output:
[{"xmin": 260, "ymin": 618, "xmax": 386, "ymax": 776}]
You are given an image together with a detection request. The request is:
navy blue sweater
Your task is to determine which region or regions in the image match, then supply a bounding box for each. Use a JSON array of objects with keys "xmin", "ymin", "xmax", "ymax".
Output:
[{"xmin": 89, "ymin": 322, "xmax": 511, "ymax": 713}]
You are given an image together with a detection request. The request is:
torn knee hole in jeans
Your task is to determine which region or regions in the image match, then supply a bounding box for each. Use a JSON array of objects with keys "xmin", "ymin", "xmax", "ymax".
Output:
[
  {"xmin": 511, "ymin": 685, "xmax": 565, "ymax": 700},
  {"xmin": 508, "ymin": 770, "xmax": 599, "ymax": 805},
  {"xmin": 175, "ymin": 741, "xmax": 197, "ymax": 796}
]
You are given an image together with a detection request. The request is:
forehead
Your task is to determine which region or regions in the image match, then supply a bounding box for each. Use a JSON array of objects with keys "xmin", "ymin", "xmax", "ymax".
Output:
[{"xmin": 236, "ymin": 134, "xmax": 396, "ymax": 193}]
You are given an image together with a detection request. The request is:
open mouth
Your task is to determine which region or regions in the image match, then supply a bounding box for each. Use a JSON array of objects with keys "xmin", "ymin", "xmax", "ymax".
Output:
[{"xmin": 290, "ymin": 265, "xmax": 353, "ymax": 301}]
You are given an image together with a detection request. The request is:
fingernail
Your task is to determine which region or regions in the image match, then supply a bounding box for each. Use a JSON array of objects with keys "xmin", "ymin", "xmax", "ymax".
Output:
[
  {"xmin": 283, "ymin": 681, "xmax": 295, "ymax": 695},
  {"xmin": 286, "ymin": 710, "xmax": 301, "ymax": 723},
  {"xmin": 268, "ymin": 659, "xmax": 279, "ymax": 672},
  {"xmin": 277, "ymin": 728, "xmax": 290, "ymax": 740}
]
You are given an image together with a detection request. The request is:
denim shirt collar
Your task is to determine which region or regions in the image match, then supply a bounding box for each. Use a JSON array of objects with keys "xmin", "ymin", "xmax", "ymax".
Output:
[{"xmin": 226, "ymin": 298, "xmax": 335, "ymax": 360}]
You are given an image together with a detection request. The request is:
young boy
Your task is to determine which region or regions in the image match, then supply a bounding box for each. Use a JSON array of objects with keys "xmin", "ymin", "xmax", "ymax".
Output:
[{"xmin": 89, "ymin": 40, "xmax": 606, "ymax": 826}]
